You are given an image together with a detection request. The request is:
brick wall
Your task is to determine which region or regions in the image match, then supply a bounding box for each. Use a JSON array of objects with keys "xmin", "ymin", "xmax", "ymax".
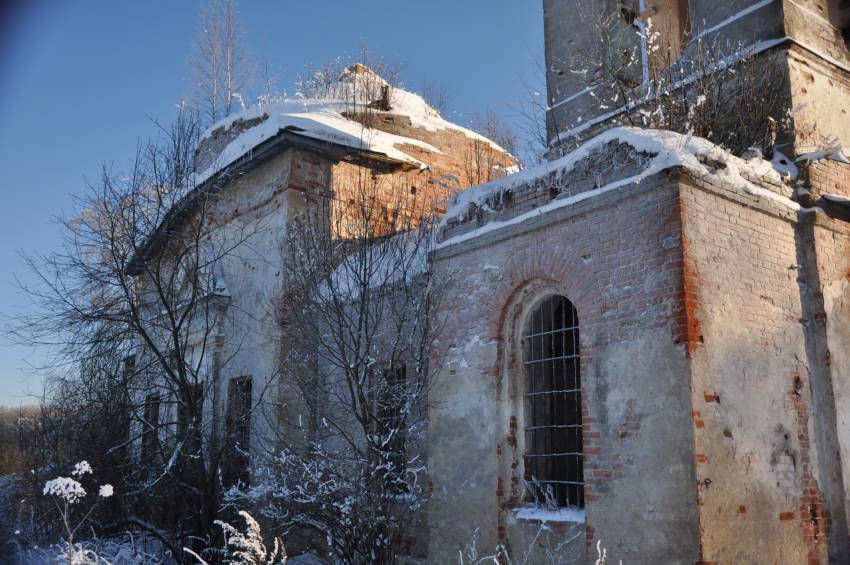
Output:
[
  {"xmin": 424, "ymin": 128, "xmax": 850, "ymax": 563},
  {"xmin": 442, "ymin": 142, "xmax": 649, "ymax": 241},
  {"xmin": 345, "ymin": 110, "xmax": 516, "ymax": 188},
  {"xmin": 808, "ymin": 212, "xmax": 850, "ymax": 564},
  {"xmin": 807, "ymin": 159, "xmax": 850, "ymax": 200},
  {"xmin": 428, "ymin": 169, "xmax": 701, "ymax": 564},
  {"xmin": 678, "ymin": 167, "xmax": 850, "ymax": 563}
]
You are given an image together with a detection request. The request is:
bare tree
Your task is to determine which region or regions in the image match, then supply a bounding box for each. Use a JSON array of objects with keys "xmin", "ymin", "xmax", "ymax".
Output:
[
  {"xmin": 423, "ymin": 80, "xmax": 451, "ymax": 115},
  {"xmin": 221, "ymin": 60, "xmax": 448, "ymax": 564},
  {"xmin": 463, "ymin": 110, "xmax": 520, "ymax": 185},
  {"xmin": 294, "ymin": 50, "xmax": 401, "ymax": 110},
  {"xmin": 511, "ymin": 52, "xmax": 554, "ymax": 166},
  {"xmin": 193, "ymin": 0, "xmax": 252, "ymax": 124},
  {"xmin": 11, "ymin": 109, "xmax": 261, "ymax": 559},
  {"xmin": 233, "ymin": 167, "xmax": 444, "ymax": 565}
]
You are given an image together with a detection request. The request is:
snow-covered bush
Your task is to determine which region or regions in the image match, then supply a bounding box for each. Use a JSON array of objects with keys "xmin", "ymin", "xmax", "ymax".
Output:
[{"xmin": 230, "ymin": 443, "xmax": 428, "ymax": 564}]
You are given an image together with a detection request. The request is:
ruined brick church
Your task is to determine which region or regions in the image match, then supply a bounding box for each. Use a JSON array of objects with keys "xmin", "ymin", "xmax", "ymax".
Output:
[
  {"xmin": 132, "ymin": 0, "xmax": 850, "ymax": 563},
  {"xmin": 424, "ymin": 1, "xmax": 850, "ymax": 563}
]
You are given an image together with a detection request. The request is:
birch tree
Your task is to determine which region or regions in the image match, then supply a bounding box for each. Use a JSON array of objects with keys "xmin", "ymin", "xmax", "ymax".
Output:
[{"xmin": 193, "ymin": 0, "xmax": 252, "ymax": 124}]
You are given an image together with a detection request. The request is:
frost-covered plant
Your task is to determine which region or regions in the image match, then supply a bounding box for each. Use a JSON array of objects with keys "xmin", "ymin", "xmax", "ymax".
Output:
[
  {"xmin": 457, "ymin": 528, "xmax": 504, "ymax": 565},
  {"xmin": 232, "ymin": 442, "xmax": 429, "ymax": 564},
  {"xmin": 34, "ymin": 461, "xmax": 115, "ymax": 564},
  {"xmin": 15, "ymin": 534, "xmax": 166, "ymax": 565},
  {"xmin": 524, "ymin": 477, "xmax": 560, "ymax": 511},
  {"xmin": 457, "ymin": 525, "xmax": 606, "ymax": 565},
  {"xmin": 593, "ymin": 539, "xmax": 622, "ymax": 565},
  {"xmin": 73, "ymin": 461, "xmax": 93, "ymax": 477},
  {"xmin": 217, "ymin": 511, "xmax": 286, "ymax": 565},
  {"xmin": 185, "ymin": 511, "xmax": 286, "ymax": 565},
  {"xmin": 43, "ymin": 477, "xmax": 87, "ymax": 505}
]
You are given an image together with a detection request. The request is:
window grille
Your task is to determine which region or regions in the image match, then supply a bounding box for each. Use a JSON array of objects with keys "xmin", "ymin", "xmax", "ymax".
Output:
[{"xmin": 523, "ymin": 295, "xmax": 583, "ymax": 508}]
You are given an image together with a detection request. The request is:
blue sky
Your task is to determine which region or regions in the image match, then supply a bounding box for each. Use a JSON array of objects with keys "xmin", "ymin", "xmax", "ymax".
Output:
[{"xmin": 0, "ymin": 1, "xmax": 544, "ymax": 405}]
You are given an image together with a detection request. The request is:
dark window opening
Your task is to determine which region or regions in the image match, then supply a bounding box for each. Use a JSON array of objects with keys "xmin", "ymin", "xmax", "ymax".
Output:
[
  {"xmin": 606, "ymin": 0, "xmax": 643, "ymax": 86},
  {"xmin": 142, "ymin": 393, "xmax": 161, "ymax": 461},
  {"xmin": 523, "ymin": 295, "xmax": 583, "ymax": 508},
  {"xmin": 177, "ymin": 382, "xmax": 203, "ymax": 453},
  {"xmin": 224, "ymin": 376, "xmax": 252, "ymax": 487},
  {"xmin": 122, "ymin": 355, "xmax": 136, "ymax": 378},
  {"xmin": 678, "ymin": 0, "xmax": 692, "ymax": 44},
  {"xmin": 615, "ymin": 0, "xmax": 640, "ymax": 25}
]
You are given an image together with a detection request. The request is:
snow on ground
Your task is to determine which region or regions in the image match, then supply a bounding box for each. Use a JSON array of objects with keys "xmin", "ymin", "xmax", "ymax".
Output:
[
  {"xmin": 193, "ymin": 66, "xmax": 507, "ymax": 186},
  {"xmin": 438, "ymin": 127, "xmax": 801, "ymax": 249}
]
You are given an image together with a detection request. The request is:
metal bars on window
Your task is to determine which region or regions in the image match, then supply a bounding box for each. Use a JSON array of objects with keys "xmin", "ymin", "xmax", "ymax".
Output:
[{"xmin": 523, "ymin": 295, "xmax": 583, "ymax": 508}]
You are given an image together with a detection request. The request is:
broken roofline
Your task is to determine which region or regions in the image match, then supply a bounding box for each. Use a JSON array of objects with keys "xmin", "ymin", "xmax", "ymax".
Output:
[
  {"xmin": 437, "ymin": 126, "xmax": 803, "ymax": 250},
  {"xmin": 126, "ymin": 128, "xmax": 421, "ymax": 276}
]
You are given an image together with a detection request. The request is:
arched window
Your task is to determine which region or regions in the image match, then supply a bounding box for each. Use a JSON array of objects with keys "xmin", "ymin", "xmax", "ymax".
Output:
[{"xmin": 523, "ymin": 295, "xmax": 583, "ymax": 508}]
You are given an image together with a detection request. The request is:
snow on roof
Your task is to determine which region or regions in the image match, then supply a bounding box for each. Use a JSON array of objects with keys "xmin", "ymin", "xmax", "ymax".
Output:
[
  {"xmin": 191, "ymin": 100, "xmax": 441, "ymax": 186},
  {"xmin": 192, "ymin": 65, "xmax": 507, "ymax": 186},
  {"xmin": 823, "ymin": 193, "xmax": 850, "ymax": 204},
  {"xmin": 438, "ymin": 127, "xmax": 801, "ymax": 248},
  {"xmin": 796, "ymin": 147, "xmax": 850, "ymax": 165}
]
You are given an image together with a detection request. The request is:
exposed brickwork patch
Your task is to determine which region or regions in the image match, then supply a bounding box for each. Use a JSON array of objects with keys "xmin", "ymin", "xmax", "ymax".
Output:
[
  {"xmin": 787, "ymin": 372, "xmax": 830, "ymax": 563},
  {"xmin": 673, "ymin": 198, "xmax": 704, "ymax": 357}
]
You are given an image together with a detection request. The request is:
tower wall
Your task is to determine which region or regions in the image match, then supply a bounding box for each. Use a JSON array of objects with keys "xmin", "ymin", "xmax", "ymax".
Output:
[{"xmin": 541, "ymin": 0, "xmax": 850, "ymax": 154}]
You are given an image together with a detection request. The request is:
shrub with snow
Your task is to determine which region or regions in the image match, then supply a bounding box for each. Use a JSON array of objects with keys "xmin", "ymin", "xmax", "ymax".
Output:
[{"xmin": 184, "ymin": 510, "xmax": 286, "ymax": 565}]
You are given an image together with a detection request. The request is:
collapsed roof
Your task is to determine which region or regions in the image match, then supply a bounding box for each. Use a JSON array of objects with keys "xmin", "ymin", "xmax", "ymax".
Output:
[{"xmin": 192, "ymin": 64, "xmax": 508, "ymax": 185}]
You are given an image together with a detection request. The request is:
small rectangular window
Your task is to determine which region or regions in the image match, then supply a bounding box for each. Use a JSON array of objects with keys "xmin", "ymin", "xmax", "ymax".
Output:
[
  {"xmin": 224, "ymin": 376, "xmax": 252, "ymax": 486},
  {"xmin": 142, "ymin": 393, "xmax": 161, "ymax": 461},
  {"xmin": 606, "ymin": 1, "xmax": 644, "ymax": 86},
  {"xmin": 177, "ymin": 383, "xmax": 203, "ymax": 452}
]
